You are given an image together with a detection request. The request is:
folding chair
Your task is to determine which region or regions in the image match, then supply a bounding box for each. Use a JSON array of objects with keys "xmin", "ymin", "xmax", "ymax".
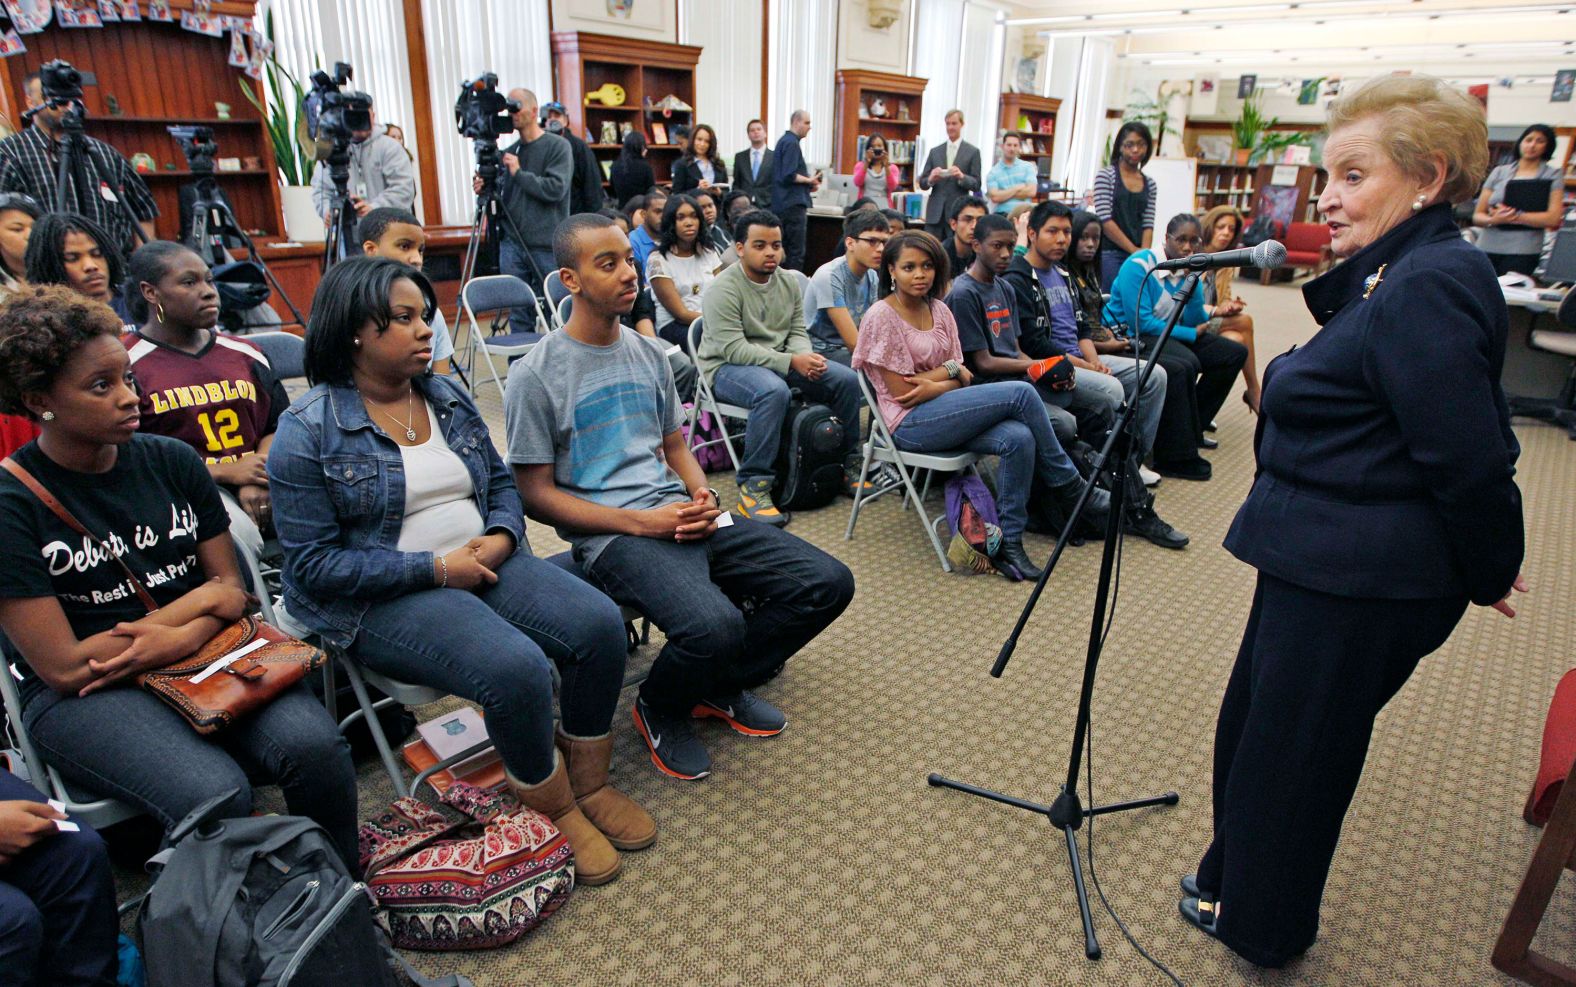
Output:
[
  {"xmin": 556, "ymin": 293, "xmax": 572, "ymax": 328},
  {"xmin": 544, "ymin": 270, "xmax": 570, "ymax": 329},
  {"xmin": 461, "ymin": 275, "xmax": 550, "ymax": 399},
  {"xmin": 845, "ymin": 371, "xmax": 981, "ymax": 572},
  {"xmin": 245, "ymin": 330, "xmax": 306, "ymax": 382},
  {"xmin": 684, "ymin": 316, "xmax": 746, "ymax": 470},
  {"xmin": 1, "ymin": 653, "xmax": 142, "ymax": 830}
]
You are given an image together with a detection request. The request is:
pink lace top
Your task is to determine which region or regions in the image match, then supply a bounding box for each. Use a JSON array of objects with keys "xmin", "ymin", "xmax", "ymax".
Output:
[{"xmin": 851, "ymin": 298, "xmax": 963, "ymax": 431}]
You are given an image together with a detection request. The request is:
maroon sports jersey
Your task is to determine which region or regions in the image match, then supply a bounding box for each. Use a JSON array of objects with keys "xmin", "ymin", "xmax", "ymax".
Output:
[{"xmin": 124, "ymin": 331, "xmax": 289, "ymax": 466}]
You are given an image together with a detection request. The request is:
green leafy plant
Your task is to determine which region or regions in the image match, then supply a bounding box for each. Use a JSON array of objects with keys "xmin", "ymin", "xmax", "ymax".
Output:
[
  {"xmin": 1231, "ymin": 93, "xmax": 1268, "ymax": 153},
  {"xmin": 1123, "ymin": 83, "xmax": 1182, "ymax": 152},
  {"xmin": 237, "ymin": 11, "xmax": 314, "ymax": 186},
  {"xmin": 1255, "ymin": 128, "xmax": 1311, "ymax": 162}
]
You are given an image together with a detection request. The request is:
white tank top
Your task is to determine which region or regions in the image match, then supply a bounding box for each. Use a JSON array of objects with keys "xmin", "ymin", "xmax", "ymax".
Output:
[{"xmin": 394, "ymin": 401, "xmax": 485, "ymax": 555}]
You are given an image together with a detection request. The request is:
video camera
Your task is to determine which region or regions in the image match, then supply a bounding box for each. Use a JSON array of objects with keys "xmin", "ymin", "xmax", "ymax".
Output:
[
  {"xmin": 304, "ymin": 61, "xmax": 373, "ymax": 155},
  {"xmin": 38, "ymin": 59, "xmax": 84, "ymax": 105},
  {"xmin": 455, "ymin": 73, "xmax": 519, "ymax": 198},
  {"xmin": 168, "ymin": 125, "xmax": 218, "ymax": 175}
]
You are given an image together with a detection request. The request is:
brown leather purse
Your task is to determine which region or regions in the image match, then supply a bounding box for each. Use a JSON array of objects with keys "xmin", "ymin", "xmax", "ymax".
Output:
[{"xmin": 1, "ymin": 457, "xmax": 324, "ymax": 735}]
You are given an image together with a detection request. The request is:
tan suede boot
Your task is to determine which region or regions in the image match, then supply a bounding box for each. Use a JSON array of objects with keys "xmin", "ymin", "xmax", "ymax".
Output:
[
  {"xmin": 506, "ymin": 752, "xmax": 622, "ymax": 886},
  {"xmin": 556, "ymin": 727, "xmax": 657, "ymax": 851}
]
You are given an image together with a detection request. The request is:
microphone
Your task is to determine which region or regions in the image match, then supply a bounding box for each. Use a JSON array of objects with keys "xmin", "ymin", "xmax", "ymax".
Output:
[{"xmin": 1152, "ymin": 240, "xmax": 1286, "ymax": 273}]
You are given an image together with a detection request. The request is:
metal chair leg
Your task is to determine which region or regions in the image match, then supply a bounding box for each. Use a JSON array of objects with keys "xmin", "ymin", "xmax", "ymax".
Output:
[{"xmin": 338, "ymin": 655, "xmax": 411, "ymax": 798}]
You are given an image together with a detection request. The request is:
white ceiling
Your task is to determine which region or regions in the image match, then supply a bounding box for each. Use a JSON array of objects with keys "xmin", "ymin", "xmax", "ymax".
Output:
[{"xmin": 1004, "ymin": 0, "xmax": 1576, "ymax": 74}]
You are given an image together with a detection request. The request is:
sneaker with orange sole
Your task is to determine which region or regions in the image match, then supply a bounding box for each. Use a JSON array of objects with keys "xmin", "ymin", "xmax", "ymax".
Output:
[
  {"xmin": 691, "ymin": 690, "xmax": 786, "ymax": 737},
  {"xmin": 736, "ymin": 479, "xmax": 789, "ymax": 526},
  {"xmin": 632, "ymin": 696, "xmax": 711, "ymax": 780}
]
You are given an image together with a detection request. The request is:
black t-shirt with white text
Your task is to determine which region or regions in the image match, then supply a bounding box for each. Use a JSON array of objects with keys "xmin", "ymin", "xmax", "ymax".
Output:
[{"xmin": 0, "ymin": 435, "xmax": 230, "ymax": 668}]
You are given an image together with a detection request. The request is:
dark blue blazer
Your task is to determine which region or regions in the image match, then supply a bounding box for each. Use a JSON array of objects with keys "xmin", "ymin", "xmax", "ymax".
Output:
[{"xmin": 1224, "ymin": 204, "xmax": 1523, "ymax": 606}]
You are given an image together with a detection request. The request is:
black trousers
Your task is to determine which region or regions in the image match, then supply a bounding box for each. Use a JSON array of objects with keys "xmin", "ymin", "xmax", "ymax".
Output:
[
  {"xmin": 1196, "ymin": 572, "xmax": 1468, "ymax": 966},
  {"xmin": 780, "ymin": 204, "xmax": 809, "ymax": 273},
  {"xmin": 1487, "ymin": 252, "xmax": 1541, "ymax": 277},
  {"xmin": 1136, "ymin": 341, "xmax": 1207, "ymax": 464}
]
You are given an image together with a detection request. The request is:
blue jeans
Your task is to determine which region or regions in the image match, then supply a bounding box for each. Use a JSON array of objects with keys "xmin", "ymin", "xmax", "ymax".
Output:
[
  {"xmin": 711, "ymin": 361, "xmax": 862, "ymax": 486},
  {"xmin": 23, "ymin": 682, "xmax": 360, "ymax": 872},
  {"xmin": 0, "ymin": 770, "xmax": 118, "ymax": 987},
  {"xmin": 353, "ymin": 551, "xmax": 627, "ymax": 785},
  {"xmin": 892, "ymin": 381, "xmax": 1080, "ymax": 540},
  {"xmin": 585, "ymin": 519, "xmax": 855, "ymax": 717},
  {"xmin": 499, "ymin": 239, "xmax": 556, "ymax": 332},
  {"xmin": 1102, "ymin": 355, "xmax": 1167, "ymax": 459}
]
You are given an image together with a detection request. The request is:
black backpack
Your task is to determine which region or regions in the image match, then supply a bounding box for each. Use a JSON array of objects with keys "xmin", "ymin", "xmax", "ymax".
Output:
[
  {"xmin": 772, "ymin": 395, "xmax": 844, "ymax": 511},
  {"xmin": 138, "ymin": 791, "xmax": 469, "ymax": 987}
]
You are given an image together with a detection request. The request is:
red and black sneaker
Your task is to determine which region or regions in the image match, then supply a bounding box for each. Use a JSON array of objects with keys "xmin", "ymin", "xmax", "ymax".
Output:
[
  {"xmin": 691, "ymin": 690, "xmax": 786, "ymax": 737},
  {"xmin": 632, "ymin": 696, "xmax": 711, "ymax": 780}
]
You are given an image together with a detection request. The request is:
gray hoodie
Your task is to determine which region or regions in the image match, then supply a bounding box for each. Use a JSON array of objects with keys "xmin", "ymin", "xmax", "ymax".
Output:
[{"xmin": 310, "ymin": 129, "xmax": 416, "ymax": 219}]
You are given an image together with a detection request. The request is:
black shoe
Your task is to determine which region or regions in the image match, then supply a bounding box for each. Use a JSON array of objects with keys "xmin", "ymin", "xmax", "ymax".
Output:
[
  {"xmin": 692, "ymin": 690, "xmax": 786, "ymax": 737},
  {"xmin": 1179, "ymin": 896, "xmax": 1219, "ymax": 940},
  {"xmin": 1199, "ymin": 436, "xmax": 1220, "ymax": 450},
  {"xmin": 1181, "ymin": 873, "xmax": 1204, "ymax": 898},
  {"xmin": 1205, "ymin": 419, "xmax": 1218, "ymax": 432},
  {"xmin": 996, "ymin": 538, "xmax": 1043, "ymax": 582},
  {"xmin": 1051, "ymin": 478, "xmax": 1110, "ymax": 539},
  {"xmin": 632, "ymin": 696, "xmax": 712, "ymax": 781},
  {"xmin": 1154, "ymin": 457, "xmax": 1212, "ymax": 481},
  {"xmin": 1126, "ymin": 507, "xmax": 1189, "ymax": 550}
]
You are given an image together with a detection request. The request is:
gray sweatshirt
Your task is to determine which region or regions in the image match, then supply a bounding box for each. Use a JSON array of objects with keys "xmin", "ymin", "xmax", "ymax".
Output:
[
  {"xmin": 500, "ymin": 131, "xmax": 572, "ymax": 250},
  {"xmin": 310, "ymin": 130, "xmax": 416, "ymax": 219}
]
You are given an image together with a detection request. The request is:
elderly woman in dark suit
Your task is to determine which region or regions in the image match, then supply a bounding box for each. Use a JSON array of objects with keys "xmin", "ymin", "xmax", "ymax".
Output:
[{"xmin": 1178, "ymin": 75, "xmax": 1527, "ymax": 967}]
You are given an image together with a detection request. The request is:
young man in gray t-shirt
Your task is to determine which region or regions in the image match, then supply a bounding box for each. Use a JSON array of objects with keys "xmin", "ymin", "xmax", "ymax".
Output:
[
  {"xmin": 805, "ymin": 209, "xmax": 889, "ymax": 364},
  {"xmin": 506, "ymin": 214, "xmax": 856, "ymax": 783}
]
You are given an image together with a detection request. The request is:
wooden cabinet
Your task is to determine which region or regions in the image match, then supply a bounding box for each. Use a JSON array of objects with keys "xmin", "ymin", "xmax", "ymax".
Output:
[
  {"xmin": 997, "ymin": 93, "xmax": 1059, "ymax": 175},
  {"xmin": 0, "ymin": 1, "xmax": 283, "ymax": 242},
  {"xmin": 1195, "ymin": 163, "xmax": 1258, "ymax": 215},
  {"xmin": 551, "ymin": 31, "xmax": 701, "ymax": 191},
  {"xmin": 832, "ymin": 70, "xmax": 926, "ymax": 189}
]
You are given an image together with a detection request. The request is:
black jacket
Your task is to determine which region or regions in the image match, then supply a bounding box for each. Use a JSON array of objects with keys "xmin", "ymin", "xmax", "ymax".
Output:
[
  {"xmin": 1001, "ymin": 254, "xmax": 1074, "ymax": 361},
  {"xmin": 609, "ymin": 158, "xmax": 655, "ymax": 212},
  {"xmin": 732, "ymin": 146, "xmax": 773, "ymax": 208},
  {"xmin": 670, "ymin": 156, "xmax": 728, "ymax": 196},
  {"xmin": 1225, "ymin": 204, "xmax": 1523, "ymax": 605},
  {"xmin": 562, "ymin": 130, "xmax": 605, "ymax": 216}
]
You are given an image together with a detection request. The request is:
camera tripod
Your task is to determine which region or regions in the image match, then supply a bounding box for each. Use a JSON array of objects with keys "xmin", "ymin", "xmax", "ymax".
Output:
[
  {"xmin": 186, "ymin": 169, "xmax": 304, "ymax": 331},
  {"xmin": 927, "ymin": 275, "xmax": 1202, "ymax": 962},
  {"xmin": 451, "ymin": 142, "xmax": 553, "ymax": 385},
  {"xmin": 320, "ymin": 140, "xmax": 360, "ymax": 272},
  {"xmin": 31, "ymin": 99, "xmax": 148, "ymax": 250}
]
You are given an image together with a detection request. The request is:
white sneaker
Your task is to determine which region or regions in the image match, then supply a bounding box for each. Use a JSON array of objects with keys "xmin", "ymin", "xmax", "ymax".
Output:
[{"xmin": 1140, "ymin": 466, "xmax": 1162, "ymax": 487}]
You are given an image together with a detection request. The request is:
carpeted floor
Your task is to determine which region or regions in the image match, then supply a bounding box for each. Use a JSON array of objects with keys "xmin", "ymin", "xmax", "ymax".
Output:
[{"xmin": 115, "ymin": 278, "xmax": 1576, "ymax": 986}]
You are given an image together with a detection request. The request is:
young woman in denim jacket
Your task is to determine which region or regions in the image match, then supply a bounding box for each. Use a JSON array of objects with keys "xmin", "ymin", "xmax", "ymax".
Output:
[{"xmin": 268, "ymin": 258, "xmax": 654, "ymax": 885}]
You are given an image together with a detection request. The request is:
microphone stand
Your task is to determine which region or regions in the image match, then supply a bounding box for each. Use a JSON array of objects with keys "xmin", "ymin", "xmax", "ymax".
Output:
[{"xmin": 928, "ymin": 269, "xmax": 1204, "ymax": 961}]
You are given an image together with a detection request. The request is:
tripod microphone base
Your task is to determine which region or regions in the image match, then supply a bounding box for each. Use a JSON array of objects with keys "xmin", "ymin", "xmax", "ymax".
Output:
[{"xmin": 927, "ymin": 773, "xmax": 1178, "ymax": 960}]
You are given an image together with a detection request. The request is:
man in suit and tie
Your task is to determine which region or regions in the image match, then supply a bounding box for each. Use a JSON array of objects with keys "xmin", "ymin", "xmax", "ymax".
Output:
[
  {"xmin": 918, "ymin": 108, "xmax": 982, "ymax": 241},
  {"xmin": 732, "ymin": 119, "xmax": 774, "ymax": 210}
]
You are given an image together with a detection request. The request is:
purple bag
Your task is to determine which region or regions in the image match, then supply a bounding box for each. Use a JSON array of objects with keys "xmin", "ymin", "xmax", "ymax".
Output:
[
  {"xmin": 683, "ymin": 404, "xmax": 732, "ymax": 473},
  {"xmin": 945, "ymin": 475, "xmax": 1008, "ymax": 576}
]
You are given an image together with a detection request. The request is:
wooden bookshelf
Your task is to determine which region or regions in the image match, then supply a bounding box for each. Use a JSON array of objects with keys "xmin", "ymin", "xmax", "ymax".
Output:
[
  {"xmin": 1195, "ymin": 163, "xmax": 1258, "ymax": 215},
  {"xmin": 551, "ymin": 31, "xmax": 700, "ymax": 190},
  {"xmin": 997, "ymin": 93, "xmax": 1060, "ymax": 171},
  {"xmin": 0, "ymin": 1, "xmax": 283, "ymax": 242},
  {"xmin": 833, "ymin": 70, "xmax": 926, "ymax": 188}
]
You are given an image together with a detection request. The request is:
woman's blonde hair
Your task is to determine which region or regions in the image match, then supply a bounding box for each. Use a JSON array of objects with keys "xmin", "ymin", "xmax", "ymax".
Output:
[
  {"xmin": 1326, "ymin": 75, "xmax": 1488, "ymax": 205},
  {"xmin": 1200, "ymin": 205, "xmax": 1243, "ymax": 249}
]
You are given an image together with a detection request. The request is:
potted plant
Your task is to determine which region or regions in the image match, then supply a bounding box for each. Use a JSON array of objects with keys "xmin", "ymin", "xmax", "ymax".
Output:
[
  {"xmin": 1231, "ymin": 94, "xmax": 1268, "ymax": 166},
  {"xmin": 238, "ymin": 14, "xmax": 319, "ymax": 241},
  {"xmin": 1255, "ymin": 128, "xmax": 1310, "ymax": 165}
]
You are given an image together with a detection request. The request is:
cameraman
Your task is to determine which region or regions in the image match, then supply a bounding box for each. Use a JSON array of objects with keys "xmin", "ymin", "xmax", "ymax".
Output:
[
  {"xmin": 473, "ymin": 88, "xmax": 570, "ymax": 327},
  {"xmin": 542, "ymin": 100, "xmax": 605, "ymax": 216},
  {"xmin": 309, "ymin": 99, "xmax": 416, "ymax": 222},
  {"xmin": 0, "ymin": 71, "xmax": 157, "ymax": 251}
]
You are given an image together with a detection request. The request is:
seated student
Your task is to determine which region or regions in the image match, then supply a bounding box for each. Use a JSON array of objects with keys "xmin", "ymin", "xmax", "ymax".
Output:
[
  {"xmin": 357, "ymin": 207, "xmax": 455, "ymax": 375},
  {"xmin": 0, "ymin": 193, "xmax": 40, "ymax": 459},
  {"xmin": 506, "ymin": 213, "xmax": 855, "ymax": 782},
  {"xmin": 942, "ymin": 196, "xmax": 987, "ymax": 289},
  {"xmin": 806, "ymin": 208, "xmax": 891, "ymax": 365},
  {"xmin": 628, "ymin": 186, "xmax": 667, "ymax": 272},
  {"xmin": 24, "ymin": 212, "xmax": 130, "ymax": 322},
  {"xmin": 1002, "ymin": 201, "xmax": 1186, "ymax": 549},
  {"xmin": 946, "ymin": 213, "xmax": 1106, "ymax": 504},
  {"xmin": 699, "ymin": 210, "xmax": 868, "ymax": 524},
  {"xmin": 0, "ymin": 768, "xmax": 118, "ymax": 986},
  {"xmin": 880, "ymin": 208, "xmax": 907, "ymax": 236},
  {"xmin": 268, "ymin": 257, "xmax": 646, "ymax": 885},
  {"xmin": 0, "ymin": 286, "xmax": 359, "ymax": 871},
  {"xmin": 723, "ymin": 189, "xmax": 756, "ymax": 234},
  {"xmin": 696, "ymin": 188, "xmax": 733, "ymax": 253},
  {"xmin": 1067, "ymin": 209, "xmax": 1200, "ymax": 482},
  {"xmin": 647, "ymin": 193, "xmax": 725, "ymax": 348},
  {"xmin": 123, "ymin": 241, "xmax": 290, "ymax": 558},
  {"xmin": 1198, "ymin": 204, "xmax": 1260, "ymax": 413},
  {"xmin": 1104, "ymin": 213, "xmax": 1247, "ymax": 480},
  {"xmin": 854, "ymin": 230, "xmax": 1094, "ymax": 580},
  {"xmin": 600, "ymin": 206, "xmax": 699, "ymax": 401},
  {"xmin": 830, "ymin": 198, "xmax": 879, "ymax": 260}
]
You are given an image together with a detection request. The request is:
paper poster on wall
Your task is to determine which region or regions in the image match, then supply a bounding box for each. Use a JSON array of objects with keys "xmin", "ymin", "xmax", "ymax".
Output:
[
  {"xmin": 1270, "ymin": 164, "xmax": 1300, "ymax": 187},
  {"xmin": 4, "ymin": 0, "xmax": 52, "ymax": 32},
  {"xmin": 1191, "ymin": 74, "xmax": 1219, "ymax": 116},
  {"xmin": 1237, "ymin": 74, "xmax": 1257, "ymax": 99},
  {"xmin": 54, "ymin": 0, "xmax": 101, "ymax": 27},
  {"xmin": 0, "ymin": 28, "xmax": 26, "ymax": 56},
  {"xmin": 145, "ymin": 0, "xmax": 168, "ymax": 21},
  {"xmin": 1298, "ymin": 79, "xmax": 1322, "ymax": 105},
  {"xmin": 1553, "ymin": 70, "xmax": 1575, "ymax": 103}
]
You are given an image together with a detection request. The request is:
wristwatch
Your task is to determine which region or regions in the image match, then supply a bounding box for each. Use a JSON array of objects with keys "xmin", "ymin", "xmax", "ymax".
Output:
[{"xmin": 943, "ymin": 359, "xmax": 963, "ymax": 380}]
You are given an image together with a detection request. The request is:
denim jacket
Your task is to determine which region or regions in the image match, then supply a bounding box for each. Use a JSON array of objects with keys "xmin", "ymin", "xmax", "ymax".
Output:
[{"xmin": 267, "ymin": 374, "xmax": 527, "ymax": 648}]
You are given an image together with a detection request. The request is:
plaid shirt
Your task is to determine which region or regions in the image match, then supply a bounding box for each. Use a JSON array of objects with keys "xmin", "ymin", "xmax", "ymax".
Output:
[{"xmin": 0, "ymin": 124, "xmax": 158, "ymax": 249}]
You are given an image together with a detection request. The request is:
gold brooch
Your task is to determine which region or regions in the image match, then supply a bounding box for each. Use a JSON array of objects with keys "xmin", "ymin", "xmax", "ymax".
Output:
[{"xmin": 1363, "ymin": 264, "xmax": 1387, "ymax": 300}]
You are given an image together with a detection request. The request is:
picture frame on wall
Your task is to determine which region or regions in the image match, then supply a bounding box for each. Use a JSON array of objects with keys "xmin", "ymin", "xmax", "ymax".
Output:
[
  {"xmin": 1553, "ymin": 69, "xmax": 1575, "ymax": 103},
  {"xmin": 1196, "ymin": 135, "xmax": 1232, "ymax": 163},
  {"xmin": 1237, "ymin": 74, "xmax": 1257, "ymax": 99},
  {"xmin": 651, "ymin": 121, "xmax": 668, "ymax": 145}
]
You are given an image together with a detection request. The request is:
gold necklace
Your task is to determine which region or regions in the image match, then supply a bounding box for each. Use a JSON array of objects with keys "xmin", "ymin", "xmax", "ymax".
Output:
[{"xmin": 369, "ymin": 388, "xmax": 418, "ymax": 441}]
